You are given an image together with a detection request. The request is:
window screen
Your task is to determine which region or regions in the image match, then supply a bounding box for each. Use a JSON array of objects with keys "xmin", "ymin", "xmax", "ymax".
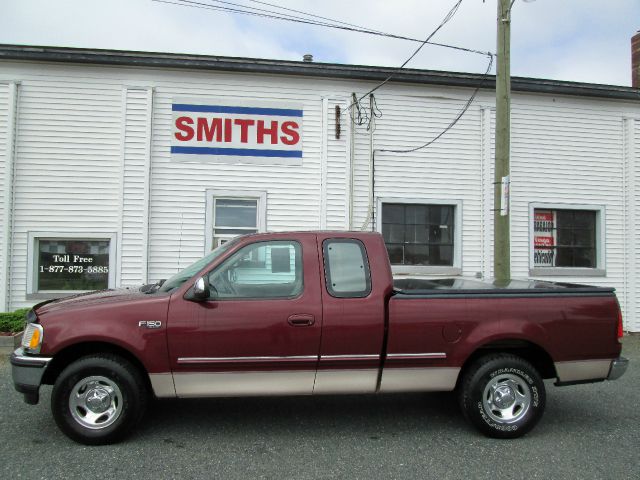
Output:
[{"xmin": 323, "ymin": 239, "xmax": 371, "ymax": 298}]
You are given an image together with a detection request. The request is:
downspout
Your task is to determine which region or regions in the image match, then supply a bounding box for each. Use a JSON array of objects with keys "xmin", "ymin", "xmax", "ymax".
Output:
[
  {"xmin": 1, "ymin": 82, "xmax": 19, "ymax": 312},
  {"xmin": 142, "ymin": 87, "xmax": 154, "ymax": 284},
  {"xmin": 360, "ymin": 94, "xmax": 375, "ymax": 231},
  {"xmin": 348, "ymin": 94, "xmax": 356, "ymax": 230}
]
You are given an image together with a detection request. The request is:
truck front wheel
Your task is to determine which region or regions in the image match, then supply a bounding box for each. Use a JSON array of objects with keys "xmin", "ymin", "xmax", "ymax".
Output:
[
  {"xmin": 458, "ymin": 354, "xmax": 546, "ymax": 439},
  {"xmin": 51, "ymin": 354, "xmax": 147, "ymax": 445}
]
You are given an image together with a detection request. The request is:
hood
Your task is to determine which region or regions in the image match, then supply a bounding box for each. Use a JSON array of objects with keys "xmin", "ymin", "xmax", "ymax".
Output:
[{"xmin": 34, "ymin": 287, "xmax": 159, "ymax": 316}]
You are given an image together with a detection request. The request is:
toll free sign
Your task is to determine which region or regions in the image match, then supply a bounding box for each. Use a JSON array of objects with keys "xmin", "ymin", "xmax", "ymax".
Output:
[{"xmin": 171, "ymin": 99, "xmax": 303, "ymax": 165}]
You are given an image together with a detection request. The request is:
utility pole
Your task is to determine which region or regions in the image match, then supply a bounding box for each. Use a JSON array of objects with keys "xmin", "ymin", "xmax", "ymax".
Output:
[{"xmin": 494, "ymin": 0, "xmax": 511, "ymax": 282}]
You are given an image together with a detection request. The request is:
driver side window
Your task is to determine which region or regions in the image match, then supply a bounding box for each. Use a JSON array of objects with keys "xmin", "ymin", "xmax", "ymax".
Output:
[{"xmin": 207, "ymin": 240, "xmax": 303, "ymax": 300}]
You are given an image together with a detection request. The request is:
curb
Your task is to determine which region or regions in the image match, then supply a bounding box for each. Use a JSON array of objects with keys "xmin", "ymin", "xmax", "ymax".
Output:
[{"xmin": 0, "ymin": 332, "xmax": 22, "ymax": 356}]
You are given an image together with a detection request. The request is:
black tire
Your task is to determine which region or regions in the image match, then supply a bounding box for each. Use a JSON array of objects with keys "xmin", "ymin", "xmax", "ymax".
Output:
[
  {"xmin": 458, "ymin": 354, "xmax": 546, "ymax": 439},
  {"xmin": 51, "ymin": 354, "xmax": 148, "ymax": 445}
]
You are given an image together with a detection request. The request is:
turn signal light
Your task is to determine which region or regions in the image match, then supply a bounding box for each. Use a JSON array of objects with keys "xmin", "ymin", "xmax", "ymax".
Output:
[
  {"xmin": 21, "ymin": 323, "xmax": 44, "ymax": 354},
  {"xmin": 29, "ymin": 328, "xmax": 41, "ymax": 349}
]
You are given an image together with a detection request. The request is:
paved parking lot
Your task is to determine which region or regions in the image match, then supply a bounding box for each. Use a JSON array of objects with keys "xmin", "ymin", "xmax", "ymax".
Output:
[{"xmin": 1, "ymin": 337, "xmax": 638, "ymax": 480}]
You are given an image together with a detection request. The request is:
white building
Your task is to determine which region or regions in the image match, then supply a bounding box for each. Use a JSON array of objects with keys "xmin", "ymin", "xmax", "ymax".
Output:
[{"xmin": 1, "ymin": 45, "xmax": 639, "ymax": 331}]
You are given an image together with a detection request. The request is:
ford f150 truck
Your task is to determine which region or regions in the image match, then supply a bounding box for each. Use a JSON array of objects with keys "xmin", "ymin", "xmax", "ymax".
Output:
[{"xmin": 12, "ymin": 231, "xmax": 628, "ymax": 444}]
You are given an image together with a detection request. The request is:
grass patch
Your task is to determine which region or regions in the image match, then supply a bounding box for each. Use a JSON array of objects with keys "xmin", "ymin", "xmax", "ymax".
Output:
[{"xmin": 0, "ymin": 308, "xmax": 29, "ymax": 333}]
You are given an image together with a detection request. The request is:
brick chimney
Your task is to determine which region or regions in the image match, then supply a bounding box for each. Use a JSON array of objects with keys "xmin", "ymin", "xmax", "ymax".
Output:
[{"xmin": 633, "ymin": 31, "xmax": 640, "ymax": 87}]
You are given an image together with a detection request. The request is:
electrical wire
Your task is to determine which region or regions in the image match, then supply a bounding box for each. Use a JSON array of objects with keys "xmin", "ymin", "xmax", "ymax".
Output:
[
  {"xmin": 354, "ymin": 0, "xmax": 464, "ymax": 103},
  {"xmin": 378, "ymin": 53, "xmax": 494, "ymax": 154},
  {"xmin": 152, "ymin": 0, "xmax": 492, "ymax": 57}
]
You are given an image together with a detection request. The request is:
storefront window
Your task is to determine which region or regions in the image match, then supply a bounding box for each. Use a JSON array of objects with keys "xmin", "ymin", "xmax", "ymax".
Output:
[
  {"xmin": 27, "ymin": 233, "xmax": 117, "ymax": 296},
  {"xmin": 381, "ymin": 203, "xmax": 455, "ymax": 266},
  {"xmin": 36, "ymin": 239, "xmax": 110, "ymax": 291},
  {"xmin": 533, "ymin": 209, "xmax": 597, "ymax": 268}
]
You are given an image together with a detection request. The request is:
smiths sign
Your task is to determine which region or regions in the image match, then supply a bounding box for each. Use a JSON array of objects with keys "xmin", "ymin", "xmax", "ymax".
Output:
[{"xmin": 171, "ymin": 99, "xmax": 303, "ymax": 165}]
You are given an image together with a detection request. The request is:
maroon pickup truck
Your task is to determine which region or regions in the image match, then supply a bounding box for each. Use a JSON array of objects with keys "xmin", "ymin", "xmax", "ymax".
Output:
[{"xmin": 12, "ymin": 231, "xmax": 628, "ymax": 444}]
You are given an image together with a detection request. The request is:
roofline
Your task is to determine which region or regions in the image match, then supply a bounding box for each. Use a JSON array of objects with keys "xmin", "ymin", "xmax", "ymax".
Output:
[{"xmin": 1, "ymin": 44, "xmax": 638, "ymax": 101}]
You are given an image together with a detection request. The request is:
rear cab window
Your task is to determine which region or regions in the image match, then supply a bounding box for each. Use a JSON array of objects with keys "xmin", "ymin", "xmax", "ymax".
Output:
[{"xmin": 322, "ymin": 239, "xmax": 372, "ymax": 298}]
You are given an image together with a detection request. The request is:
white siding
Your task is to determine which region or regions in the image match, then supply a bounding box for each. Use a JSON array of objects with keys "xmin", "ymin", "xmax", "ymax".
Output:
[
  {"xmin": 0, "ymin": 60, "xmax": 638, "ymax": 330},
  {"xmin": 366, "ymin": 90, "xmax": 488, "ymax": 276},
  {"xmin": 7, "ymin": 75, "xmax": 122, "ymax": 308},
  {"xmin": 325, "ymin": 99, "xmax": 349, "ymax": 230},
  {"xmin": 120, "ymin": 88, "xmax": 151, "ymax": 286},
  {"xmin": 146, "ymin": 74, "xmax": 325, "ymax": 280},
  {"xmin": 0, "ymin": 83, "xmax": 11, "ymax": 311},
  {"xmin": 633, "ymin": 118, "xmax": 640, "ymax": 331},
  {"xmin": 510, "ymin": 95, "xmax": 627, "ymax": 319}
]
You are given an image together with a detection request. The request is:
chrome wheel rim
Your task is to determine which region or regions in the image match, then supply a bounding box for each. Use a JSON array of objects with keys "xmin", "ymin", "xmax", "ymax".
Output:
[
  {"xmin": 69, "ymin": 376, "xmax": 123, "ymax": 430},
  {"xmin": 482, "ymin": 373, "xmax": 531, "ymax": 424}
]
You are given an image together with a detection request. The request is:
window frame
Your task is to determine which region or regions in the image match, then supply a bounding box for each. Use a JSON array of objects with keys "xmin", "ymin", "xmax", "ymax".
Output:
[
  {"xmin": 204, "ymin": 189, "xmax": 267, "ymax": 253},
  {"xmin": 528, "ymin": 203, "xmax": 606, "ymax": 277},
  {"xmin": 376, "ymin": 197, "xmax": 462, "ymax": 275},
  {"xmin": 26, "ymin": 231, "xmax": 118, "ymax": 300}
]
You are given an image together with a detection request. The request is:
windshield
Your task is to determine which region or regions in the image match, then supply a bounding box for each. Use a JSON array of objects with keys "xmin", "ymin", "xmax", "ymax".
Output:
[{"xmin": 158, "ymin": 239, "xmax": 239, "ymax": 293}]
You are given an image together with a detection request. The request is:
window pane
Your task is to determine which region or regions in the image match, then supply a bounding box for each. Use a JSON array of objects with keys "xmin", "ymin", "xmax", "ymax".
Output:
[
  {"xmin": 429, "ymin": 245, "xmax": 454, "ymax": 266},
  {"xmin": 382, "ymin": 204, "xmax": 404, "ymax": 224},
  {"xmin": 404, "ymin": 244, "xmax": 429, "ymax": 265},
  {"xmin": 533, "ymin": 208, "xmax": 597, "ymax": 268},
  {"xmin": 405, "ymin": 205, "xmax": 427, "ymax": 225},
  {"xmin": 208, "ymin": 241, "xmax": 302, "ymax": 299},
  {"xmin": 37, "ymin": 239, "xmax": 110, "ymax": 291},
  {"xmin": 405, "ymin": 224, "xmax": 427, "ymax": 244},
  {"xmin": 385, "ymin": 244, "xmax": 404, "ymax": 264},
  {"xmin": 323, "ymin": 239, "xmax": 372, "ymax": 298},
  {"xmin": 214, "ymin": 199, "xmax": 257, "ymax": 228},
  {"xmin": 381, "ymin": 203, "xmax": 455, "ymax": 266},
  {"xmin": 382, "ymin": 223, "xmax": 404, "ymax": 244}
]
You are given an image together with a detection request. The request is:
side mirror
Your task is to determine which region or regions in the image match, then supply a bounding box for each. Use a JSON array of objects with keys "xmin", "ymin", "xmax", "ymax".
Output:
[{"xmin": 185, "ymin": 276, "xmax": 210, "ymax": 302}]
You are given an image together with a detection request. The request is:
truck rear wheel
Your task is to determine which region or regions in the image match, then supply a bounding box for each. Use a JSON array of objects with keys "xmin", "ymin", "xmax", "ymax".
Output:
[
  {"xmin": 458, "ymin": 354, "xmax": 546, "ymax": 439},
  {"xmin": 51, "ymin": 354, "xmax": 147, "ymax": 445}
]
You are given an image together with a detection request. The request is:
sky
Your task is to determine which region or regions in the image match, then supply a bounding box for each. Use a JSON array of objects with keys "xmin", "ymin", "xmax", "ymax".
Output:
[{"xmin": 1, "ymin": 0, "xmax": 638, "ymax": 86}]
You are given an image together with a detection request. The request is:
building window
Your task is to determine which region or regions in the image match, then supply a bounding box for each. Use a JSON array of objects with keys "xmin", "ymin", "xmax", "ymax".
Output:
[
  {"xmin": 205, "ymin": 190, "xmax": 267, "ymax": 251},
  {"xmin": 378, "ymin": 200, "xmax": 461, "ymax": 274},
  {"xmin": 27, "ymin": 232, "xmax": 117, "ymax": 298},
  {"xmin": 530, "ymin": 204, "xmax": 605, "ymax": 276}
]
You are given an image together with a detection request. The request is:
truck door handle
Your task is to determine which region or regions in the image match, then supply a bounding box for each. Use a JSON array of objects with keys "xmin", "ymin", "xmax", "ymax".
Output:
[{"xmin": 288, "ymin": 314, "xmax": 315, "ymax": 327}]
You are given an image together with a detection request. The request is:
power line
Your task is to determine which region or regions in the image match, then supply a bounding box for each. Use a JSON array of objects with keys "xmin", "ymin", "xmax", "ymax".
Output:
[
  {"xmin": 354, "ymin": 0, "xmax": 464, "ymax": 103},
  {"xmin": 378, "ymin": 53, "xmax": 494, "ymax": 154},
  {"xmin": 152, "ymin": 0, "xmax": 492, "ymax": 57}
]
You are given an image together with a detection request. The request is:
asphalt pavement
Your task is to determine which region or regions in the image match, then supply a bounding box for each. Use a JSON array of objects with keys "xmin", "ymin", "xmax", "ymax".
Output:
[{"xmin": 1, "ymin": 337, "xmax": 638, "ymax": 480}]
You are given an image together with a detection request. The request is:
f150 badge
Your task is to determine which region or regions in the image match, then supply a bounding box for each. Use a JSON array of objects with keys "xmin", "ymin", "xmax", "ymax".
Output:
[{"xmin": 138, "ymin": 321, "xmax": 162, "ymax": 329}]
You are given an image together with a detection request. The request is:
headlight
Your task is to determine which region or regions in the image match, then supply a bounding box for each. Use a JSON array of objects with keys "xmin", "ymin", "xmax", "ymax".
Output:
[{"xmin": 21, "ymin": 323, "xmax": 44, "ymax": 354}]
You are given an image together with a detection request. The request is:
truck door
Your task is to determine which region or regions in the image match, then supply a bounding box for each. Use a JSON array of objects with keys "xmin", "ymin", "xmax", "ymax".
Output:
[
  {"xmin": 167, "ymin": 235, "xmax": 322, "ymax": 397},
  {"xmin": 314, "ymin": 236, "xmax": 387, "ymax": 394}
]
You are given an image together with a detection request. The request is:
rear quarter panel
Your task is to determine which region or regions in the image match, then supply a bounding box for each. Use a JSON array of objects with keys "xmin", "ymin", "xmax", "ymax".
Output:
[{"xmin": 387, "ymin": 293, "xmax": 621, "ymax": 368}]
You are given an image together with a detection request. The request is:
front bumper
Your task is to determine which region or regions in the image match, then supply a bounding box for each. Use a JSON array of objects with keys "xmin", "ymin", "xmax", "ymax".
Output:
[
  {"xmin": 10, "ymin": 347, "xmax": 53, "ymax": 405},
  {"xmin": 607, "ymin": 356, "xmax": 629, "ymax": 381}
]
